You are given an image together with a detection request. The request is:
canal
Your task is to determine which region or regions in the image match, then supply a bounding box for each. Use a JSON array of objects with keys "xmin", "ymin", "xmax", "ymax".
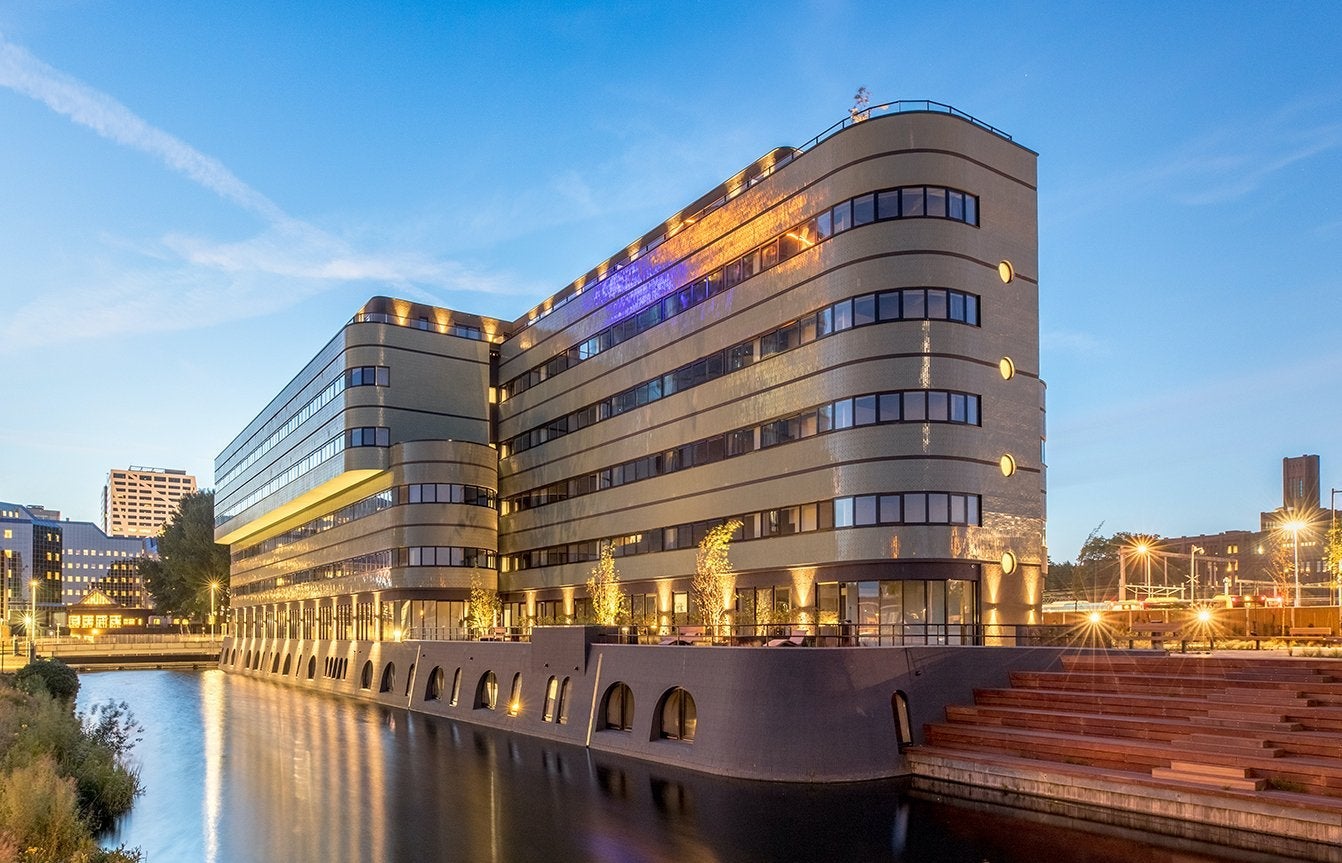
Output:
[{"xmin": 79, "ymin": 670, "xmax": 1277, "ymax": 863}]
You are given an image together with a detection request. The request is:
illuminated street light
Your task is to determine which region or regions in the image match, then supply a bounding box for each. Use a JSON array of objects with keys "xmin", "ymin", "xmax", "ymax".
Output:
[
  {"xmin": 209, "ymin": 581, "xmax": 219, "ymax": 638},
  {"xmin": 1189, "ymin": 546, "xmax": 1204, "ymax": 601},
  {"xmin": 1283, "ymin": 520, "xmax": 1306, "ymax": 608},
  {"xmin": 28, "ymin": 579, "xmax": 37, "ymax": 646}
]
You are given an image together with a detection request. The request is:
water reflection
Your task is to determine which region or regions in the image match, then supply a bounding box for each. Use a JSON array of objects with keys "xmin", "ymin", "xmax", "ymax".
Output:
[{"xmin": 82, "ymin": 671, "xmax": 1264, "ymax": 863}]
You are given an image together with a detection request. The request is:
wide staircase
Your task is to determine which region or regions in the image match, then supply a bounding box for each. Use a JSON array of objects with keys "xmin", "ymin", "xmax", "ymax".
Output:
[{"xmin": 907, "ymin": 653, "xmax": 1342, "ymax": 857}]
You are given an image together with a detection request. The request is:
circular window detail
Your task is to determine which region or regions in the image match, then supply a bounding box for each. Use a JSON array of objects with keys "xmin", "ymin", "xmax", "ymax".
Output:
[
  {"xmin": 999, "ymin": 357, "xmax": 1016, "ymax": 380},
  {"xmin": 998, "ymin": 261, "xmax": 1014, "ymax": 283},
  {"xmin": 1000, "ymin": 454, "xmax": 1017, "ymax": 477},
  {"xmin": 1001, "ymin": 551, "xmax": 1018, "ymax": 575}
]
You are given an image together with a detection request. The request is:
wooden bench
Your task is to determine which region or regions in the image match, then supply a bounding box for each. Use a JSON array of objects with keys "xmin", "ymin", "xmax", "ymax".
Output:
[
  {"xmin": 1289, "ymin": 627, "xmax": 1333, "ymax": 639},
  {"xmin": 659, "ymin": 626, "xmax": 707, "ymax": 646},
  {"xmin": 1129, "ymin": 621, "xmax": 1183, "ymax": 650}
]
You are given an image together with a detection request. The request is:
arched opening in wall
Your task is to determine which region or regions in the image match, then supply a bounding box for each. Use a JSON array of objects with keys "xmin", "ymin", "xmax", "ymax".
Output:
[
  {"xmin": 426, "ymin": 667, "xmax": 445, "ymax": 701},
  {"xmin": 450, "ymin": 668, "xmax": 462, "ymax": 706},
  {"xmin": 476, "ymin": 671, "xmax": 498, "ymax": 710},
  {"xmin": 655, "ymin": 688, "xmax": 697, "ymax": 742},
  {"xmin": 360, "ymin": 660, "xmax": 374, "ymax": 690},
  {"xmin": 270, "ymin": 654, "xmax": 280, "ymax": 674},
  {"xmin": 230, "ymin": 649, "xmax": 236, "ymax": 665},
  {"xmin": 404, "ymin": 663, "xmax": 416, "ymax": 697},
  {"xmin": 379, "ymin": 662, "xmax": 397, "ymax": 694},
  {"xmin": 542, "ymin": 677, "xmax": 558, "ymax": 722},
  {"xmin": 601, "ymin": 682, "xmax": 635, "ymax": 732},
  {"xmin": 243, "ymin": 650, "xmax": 252, "ymax": 670},
  {"xmin": 218, "ymin": 648, "xmax": 226, "ymax": 664},
  {"xmin": 892, "ymin": 690, "xmax": 913, "ymax": 749},
  {"xmin": 307, "ymin": 656, "xmax": 316, "ymax": 680},
  {"xmin": 507, "ymin": 673, "xmax": 523, "ymax": 716},
  {"xmin": 557, "ymin": 677, "xmax": 573, "ymax": 725},
  {"xmin": 282, "ymin": 654, "xmax": 291, "ymax": 676}
]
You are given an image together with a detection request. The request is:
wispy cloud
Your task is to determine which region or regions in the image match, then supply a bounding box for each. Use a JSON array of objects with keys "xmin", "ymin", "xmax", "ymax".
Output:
[
  {"xmin": 1045, "ymin": 93, "xmax": 1342, "ymax": 225},
  {"xmin": 0, "ymin": 34, "xmax": 527, "ymax": 352},
  {"xmin": 1042, "ymin": 328, "xmax": 1110, "ymax": 358}
]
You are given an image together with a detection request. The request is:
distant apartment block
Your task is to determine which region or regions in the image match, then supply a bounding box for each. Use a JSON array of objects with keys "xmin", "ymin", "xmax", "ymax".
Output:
[{"xmin": 103, "ymin": 466, "xmax": 198, "ymax": 537}]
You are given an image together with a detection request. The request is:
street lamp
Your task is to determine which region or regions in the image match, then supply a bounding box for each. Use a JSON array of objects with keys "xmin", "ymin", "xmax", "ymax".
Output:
[
  {"xmin": 28, "ymin": 578, "xmax": 37, "ymax": 647},
  {"xmin": 1135, "ymin": 542, "xmax": 1152, "ymax": 600},
  {"xmin": 1283, "ymin": 519, "xmax": 1306, "ymax": 608},
  {"xmin": 209, "ymin": 581, "xmax": 219, "ymax": 638},
  {"xmin": 1190, "ymin": 546, "xmax": 1204, "ymax": 601}
]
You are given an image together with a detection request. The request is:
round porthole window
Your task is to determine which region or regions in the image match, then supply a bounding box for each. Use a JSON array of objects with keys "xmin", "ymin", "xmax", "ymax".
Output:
[
  {"xmin": 998, "ymin": 261, "xmax": 1014, "ymax": 283},
  {"xmin": 999, "ymin": 356, "xmax": 1015, "ymax": 380},
  {"xmin": 1000, "ymin": 454, "xmax": 1017, "ymax": 477},
  {"xmin": 1001, "ymin": 551, "xmax": 1018, "ymax": 575}
]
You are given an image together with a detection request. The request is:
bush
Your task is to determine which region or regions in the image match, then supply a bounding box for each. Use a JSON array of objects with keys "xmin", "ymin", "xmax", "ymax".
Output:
[
  {"xmin": 0, "ymin": 757, "xmax": 90, "ymax": 863},
  {"xmin": 14, "ymin": 660, "xmax": 79, "ymax": 703}
]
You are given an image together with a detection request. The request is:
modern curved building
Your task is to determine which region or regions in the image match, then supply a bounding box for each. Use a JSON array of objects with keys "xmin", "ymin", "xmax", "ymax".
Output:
[{"xmin": 216, "ymin": 102, "xmax": 1044, "ymax": 645}]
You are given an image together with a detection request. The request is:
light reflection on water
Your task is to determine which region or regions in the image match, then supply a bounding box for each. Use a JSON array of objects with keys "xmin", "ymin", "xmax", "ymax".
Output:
[{"xmin": 80, "ymin": 670, "xmax": 1263, "ymax": 863}]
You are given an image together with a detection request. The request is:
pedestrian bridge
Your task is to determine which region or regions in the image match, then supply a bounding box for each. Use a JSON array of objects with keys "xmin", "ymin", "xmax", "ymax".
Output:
[{"xmin": 10, "ymin": 634, "xmax": 224, "ymax": 671}]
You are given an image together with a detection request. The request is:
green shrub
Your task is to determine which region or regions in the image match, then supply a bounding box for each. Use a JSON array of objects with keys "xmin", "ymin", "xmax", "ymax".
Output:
[{"xmin": 14, "ymin": 660, "xmax": 79, "ymax": 703}]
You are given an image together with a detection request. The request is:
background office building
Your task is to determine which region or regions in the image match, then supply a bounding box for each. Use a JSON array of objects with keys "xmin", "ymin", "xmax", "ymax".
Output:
[
  {"xmin": 0, "ymin": 502, "xmax": 64, "ymax": 630},
  {"xmin": 217, "ymin": 105, "xmax": 1046, "ymax": 642},
  {"xmin": 103, "ymin": 466, "xmax": 197, "ymax": 538}
]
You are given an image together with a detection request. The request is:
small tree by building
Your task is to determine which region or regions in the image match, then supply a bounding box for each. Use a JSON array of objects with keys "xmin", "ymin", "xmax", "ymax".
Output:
[
  {"xmin": 692, "ymin": 519, "xmax": 742, "ymax": 631},
  {"xmin": 1325, "ymin": 520, "xmax": 1342, "ymax": 601},
  {"xmin": 467, "ymin": 576, "xmax": 501, "ymax": 637},
  {"xmin": 138, "ymin": 490, "xmax": 229, "ymax": 621},
  {"xmin": 585, "ymin": 541, "xmax": 626, "ymax": 626},
  {"xmin": 849, "ymin": 86, "xmax": 871, "ymax": 122}
]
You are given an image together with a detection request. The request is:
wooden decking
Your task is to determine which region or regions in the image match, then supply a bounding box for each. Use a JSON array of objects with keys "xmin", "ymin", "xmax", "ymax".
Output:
[{"xmin": 907, "ymin": 653, "xmax": 1342, "ymax": 858}]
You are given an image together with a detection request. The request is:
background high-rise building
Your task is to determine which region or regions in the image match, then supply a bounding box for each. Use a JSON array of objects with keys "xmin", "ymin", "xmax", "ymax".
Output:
[
  {"xmin": 1283, "ymin": 454, "xmax": 1321, "ymax": 512},
  {"xmin": 103, "ymin": 466, "xmax": 198, "ymax": 538}
]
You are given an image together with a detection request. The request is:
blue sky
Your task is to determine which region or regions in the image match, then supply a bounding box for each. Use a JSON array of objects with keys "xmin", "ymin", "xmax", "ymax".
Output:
[{"xmin": 0, "ymin": 2, "xmax": 1339, "ymax": 562}]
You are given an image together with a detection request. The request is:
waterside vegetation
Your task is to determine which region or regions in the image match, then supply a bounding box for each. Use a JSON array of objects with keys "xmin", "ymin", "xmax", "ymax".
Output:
[{"xmin": 0, "ymin": 659, "xmax": 143, "ymax": 863}]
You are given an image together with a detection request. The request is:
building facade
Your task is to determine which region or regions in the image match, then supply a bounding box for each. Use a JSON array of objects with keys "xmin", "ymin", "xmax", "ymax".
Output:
[
  {"xmin": 0, "ymin": 502, "xmax": 63, "ymax": 631},
  {"xmin": 58, "ymin": 520, "xmax": 151, "ymax": 609},
  {"xmin": 217, "ymin": 105, "xmax": 1045, "ymax": 642},
  {"xmin": 103, "ymin": 466, "xmax": 198, "ymax": 538}
]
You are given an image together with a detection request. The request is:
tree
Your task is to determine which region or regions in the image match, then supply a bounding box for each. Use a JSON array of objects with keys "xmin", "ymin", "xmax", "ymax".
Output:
[
  {"xmin": 1325, "ymin": 520, "xmax": 1342, "ymax": 600},
  {"xmin": 849, "ymin": 86, "xmax": 871, "ymax": 122},
  {"xmin": 585, "ymin": 541, "xmax": 626, "ymax": 626},
  {"xmin": 1265, "ymin": 535, "xmax": 1295, "ymax": 601},
  {"xmin": 467, "ymin": 576, "xmax": 500, "ymax": 636},
  {"xmin": 692, "ymin": 519, "xmax": 742, "ymax": 628},
  {"xmin": 138, "ymin": 490, "xmax": 229, "ymax": 619}
]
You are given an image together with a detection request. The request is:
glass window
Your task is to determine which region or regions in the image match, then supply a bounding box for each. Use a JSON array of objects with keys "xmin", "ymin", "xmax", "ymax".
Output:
[
  {"xmin": 928, "ymin": 391, "xmax": 949, "ymax": 421},
  {"xmin": 853, "ymin": 294, "xmax": 876, "ymax": 326},
  {"xmin": 854, "ymin": 495, "xmax": 877, "ymax": 526},
  {"xmin": 928, "ymin": 493, "xmax": 950, "ymax": 523},
  {"xmin": 950, "ymin": 494, "xmax": 967, "ymax": 524},
  {"xmin": 816, "ymin": 209, "xmax": 833, "ymax": 239},
  {"xmin": 948, "ymin": 190, "xmax": 965, "ymax": 221},
  {"xmin": 852, "ymin": 193, "xmax": 875, "ymax": 226},
  {"xmin": 950, "ymin": 393, "xmax": 967, "ymax": 423},
  {"xmin": 878, "ymin": 291, "xmax": 901, "ymax": 321},
  {"xmin": 926, "ymin": 187, "xmax": 947, "ymax": 218},
  {"xmin": 965, "ymin": 294, "xmax": 980, "ymax": 326},
  {"xmin": 603, "ymin": 682, "xmax": 634, "ymax": 731},
  {"xmin": 879, "ymin": 393, "xmax": 901, "ymax": 422},
  {"xmin": 965, "ymin": 196, "xmax": 978, "ymax": 226},
  {"xmin": 833, "ymin": 299, "xmax": 853, "ymax": 331},
  {"xmin": 904, "ymin": 494, "xmax": 927, "ymax": 523},
  {"xmin": 854, "ymin": 395, "xmax": 877, "ymax": 425},
  {"xmin": 558, "ymin": 678, "xmax": 573, "ymax": 724},
  {"xmin": 967, "ymin": 495, "xmax": 980, "ymax": 525},
  {"xmin": 967, "ymin": 396, "xmax": 980, "ymax": 426},
  {"xmin": 832, "ymin": 399, "xmax": 854, "ymax": 429},
  {"xmin": 832, "ymin": 200, "xmax": 852, "ymax": 233},
  {"xmin": 903, "ymin": 290, "xmax": 925, "ymax": 319},
  {"xmin": 900, "ymin": 187, "xmax": 924, "ymax": 217},
  {"xmin": 879, "ymin": 494, "xmax": 902, "ymax": 524},
  {"xmin": 927, "ymin": 290, "xmax": 948, "ymax": 320},
  {"xmin": 949, "ymin": 291, "xmax": 966, "ymax": 322},
  {"xmin": 816, "ymin": 307, "xmax": 834, "ymax": 337},
  {"xmin": 834, "ymin": 497, "xmax": 855, "ymax": 528},
  {"xmin": 659, "ymin": 688, "xmax": 696, "ymax": 742},
  {"xmin": 877, "ymin": 189, "xmax": 901, "ymax": 220},
  {"xmin": 903, "ymin": 392, "xmax": 926, "ymax": 421}
]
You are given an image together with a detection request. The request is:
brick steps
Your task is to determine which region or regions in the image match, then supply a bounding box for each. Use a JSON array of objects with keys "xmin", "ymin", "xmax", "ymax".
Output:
[{"xmin": 920, "ymin": 653, "xmax": 1342, "ymax": 813}]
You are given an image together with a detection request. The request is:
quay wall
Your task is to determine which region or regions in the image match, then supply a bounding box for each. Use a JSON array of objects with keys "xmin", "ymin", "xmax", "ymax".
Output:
[{"xmin": 219, "ymin": 628, "xmax": 1067, "ymax": 782}]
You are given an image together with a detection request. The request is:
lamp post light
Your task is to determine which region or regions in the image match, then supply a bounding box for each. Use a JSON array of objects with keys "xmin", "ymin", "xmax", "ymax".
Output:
[
  {"xmin": 209, "ymin": 581, "xmax": 219, "ymax": 638},
  {"xmin": 1190, "ymin": 546, "xmax": 1204, "ymax": 601},
  {"xmin": 1283, "ymin": 520, "xmax": 1305, "ymax": 608},
  {"xmin": 1135, "ymin": 543, "xmax": 1152, "ymax": 600},
  {"xmin": 28, "ymin": 578, "xmax": 37, "ymax": 649}
]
